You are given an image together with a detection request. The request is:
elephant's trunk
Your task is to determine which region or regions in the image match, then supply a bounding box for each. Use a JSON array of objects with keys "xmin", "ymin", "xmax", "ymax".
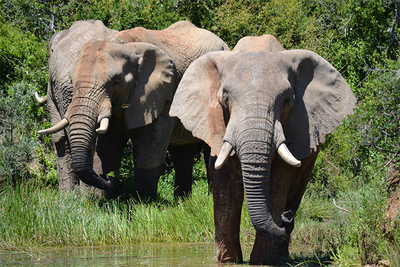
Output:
[
  {"xmin": 235, "ymin": 116, "xmax": 294, "ymax": 241},
  {"xmin": 68, "ymin": 84, "xmax": 113, "ymax": 191}
]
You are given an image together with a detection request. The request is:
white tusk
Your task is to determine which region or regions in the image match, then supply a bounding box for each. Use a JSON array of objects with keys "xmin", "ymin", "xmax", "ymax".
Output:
[
  {"xmin": 96, "ymin": 117, "xmax": 109, "ymax": 134},
  {"xmin": 35, "ymin": 92, "xmax": 48, "ymax": 104},
  {"xmin": 277, "ymin": 143, "xmax": 301, "ymax": 167},
  {"xmin": 215, "ymin": 142, "xmax": 234, "ymax": 170},
  {"xmin": 38, "ymin": 118, "xmax": 69, "ymax": 135}
]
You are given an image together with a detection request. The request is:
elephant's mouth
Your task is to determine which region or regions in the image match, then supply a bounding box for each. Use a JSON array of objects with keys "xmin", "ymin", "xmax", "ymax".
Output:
[{"xmin": 215, "ymin": 141, "xmax": 301, "ymax": 169}]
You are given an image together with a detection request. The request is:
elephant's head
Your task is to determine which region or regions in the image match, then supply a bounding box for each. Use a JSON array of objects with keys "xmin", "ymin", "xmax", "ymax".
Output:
[
  {"xmin": 232, "ymin": 34, "xmax": 285, "ymax": 53},
  {"xmin": 39, "ymin": 41, "xmax": 175, "ymax": 191},
  {"xmin": 169, "ymin": 50, "xmax": 356, "ymax": 241}
]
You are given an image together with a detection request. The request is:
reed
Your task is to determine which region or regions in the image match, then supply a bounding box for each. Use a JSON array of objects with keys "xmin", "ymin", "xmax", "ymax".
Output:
[{"xmin": 0, "ymin": 179, "xmax": 216, "ymax": 249}]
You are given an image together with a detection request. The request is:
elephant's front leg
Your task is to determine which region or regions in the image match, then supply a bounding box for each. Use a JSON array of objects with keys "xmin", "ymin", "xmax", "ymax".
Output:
[
  {"xmin": 132, "ymin": 111, "xmax": 175, "ymax": 201},
  {"xmin": 169, "ymin": 143, "xmax": 206, "ymax": 198},
  {"xmin": 54, "ymin": 133, "xmax": 79, "ymax": 191},
  {"xmin": 249, "ymin": 152, "xmax": 318, "ymax": 265},
  {"xmin": 209, "ymin": 155, "xmax": 244, "ymax": 263},
  {"xmin": 91, "ymin": 117, "xmax": 130, "ymax": 197},
  {"xmin": 48, "ymin": 97, "xmax": 79, "ymax": 191}
]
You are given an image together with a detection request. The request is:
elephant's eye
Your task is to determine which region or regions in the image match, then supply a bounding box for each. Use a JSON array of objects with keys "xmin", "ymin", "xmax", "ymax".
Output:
[
  {"xmin": 222, "ymin": 91, "xmax": 229, "ymax": 103},
  {"xmin": 218, "ymin": 88, "xmax": 230, "ymax": 109},
  {"xmin": 283, "ymin": 96, "xmax": 294, "ymax": 110},
  {"xmin": 112, "ymin": 80, "xmax": 121, "ymax": 88}
]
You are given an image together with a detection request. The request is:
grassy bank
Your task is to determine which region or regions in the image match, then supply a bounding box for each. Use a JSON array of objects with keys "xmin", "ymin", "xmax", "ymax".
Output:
[
  {"xmin": 0, "ymin": 179, "xmax": 215, "ymax": 248},
  {"xmin": 1, "ymin": 169, "xmax": 399, "ymax": 266}
]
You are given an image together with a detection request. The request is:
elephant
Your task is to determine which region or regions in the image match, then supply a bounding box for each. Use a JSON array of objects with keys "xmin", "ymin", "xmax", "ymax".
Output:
[
  {"xmin": 232, "ymin": 34, "xmax": 285, "ymax": 53},
  {"xmin": 38, "ymin": 21, "xmax": 229, "ymax": 199},
  {"xmin": 36, "ymin": 20, "xmax": 118, "ymax": 192},
  {"xmin": 169, "ymin": 37, "xmax": 356, "ymax": 264}
]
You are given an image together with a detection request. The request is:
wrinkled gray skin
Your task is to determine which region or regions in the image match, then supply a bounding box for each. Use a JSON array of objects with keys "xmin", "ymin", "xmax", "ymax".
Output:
[
  {"xmin": 170, "ymin": 35, "xmax": 356, "ymax": 264},
  {"xmin": 232, "ymin": 34, "xmax": 285, "ymax": 53},
  {"xmin": 43, "ymin": 20, "xmax": 117, "ymax": 192},
  {"xmin": 40, "ymin": 21, "xmax": 229, "ymax": 199}
]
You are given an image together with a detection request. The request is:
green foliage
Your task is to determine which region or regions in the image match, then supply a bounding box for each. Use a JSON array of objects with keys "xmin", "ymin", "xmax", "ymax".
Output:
[
  {"xmin": 0, "ymin": 0, "xmax": 75, "ymax": 39},
  {"xmin": 330, "ymin": 182, "xmax": 393, "ymax": 266},
  {"xmin": 211, "ymin": 0, "xmax": 318, "ymax": 49},
  {"xmin": 309, "ymin": 59, "xmax": 400, "ymax": 200},
  {"xmin": 0, "ymin": 22, "xmax": 48, "ymax": 90},
  {"xmin": 0, "ymin": 82, "xmax": 39, "ymax": 183},
  {"xmin": 175, "ymin": 0, "xmax": 226, "ymax": 28},
  {"xmin": 30, "ymin": 146, "xmax": 58, "ymax": 187},
  {"xmin": 294, "ymin": 180, "xmax": 400, "ymax": 266},
  {"xmin": 70, "ymin": 0, "xmax": 183, "ymax": 31},
  {"xmin": 307, "ymin": 0, "xmax": 395, "ymax": 91}
]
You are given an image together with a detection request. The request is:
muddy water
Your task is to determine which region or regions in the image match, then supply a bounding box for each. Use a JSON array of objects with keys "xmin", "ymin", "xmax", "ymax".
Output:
[
  {"xmin": 0, "ymin": 243, "xmax": 228, "ymax": 267},
  {"xmin": 1, "ymin": 242, "xmax": 317, "ymax": 266}
]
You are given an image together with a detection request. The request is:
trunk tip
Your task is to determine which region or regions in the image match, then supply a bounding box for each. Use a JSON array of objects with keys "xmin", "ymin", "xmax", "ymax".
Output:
[{"xmin": 281, "ymin": 210, "xmax": 294, "ymax": 235}]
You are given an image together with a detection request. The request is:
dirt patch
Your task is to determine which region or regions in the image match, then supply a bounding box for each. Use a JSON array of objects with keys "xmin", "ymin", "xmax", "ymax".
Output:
[
  {"xmin": 386, "ymin": 189, "xmax": 400, "ymax": 223},
  {"xmin": 385, "ymin": 168, "xmax": 400, "ymax": 234}
]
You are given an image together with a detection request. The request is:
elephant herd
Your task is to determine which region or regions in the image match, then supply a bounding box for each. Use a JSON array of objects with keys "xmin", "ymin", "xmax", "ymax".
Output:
[{"xmin": 36, "ymin": 20, "xmax": 356, "ymax": 265}]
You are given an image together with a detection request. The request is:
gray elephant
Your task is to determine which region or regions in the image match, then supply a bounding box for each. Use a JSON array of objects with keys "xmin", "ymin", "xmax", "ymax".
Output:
[
  {"xmin": 232, "ymin": 34, "xmax": 285, "ymax": 52},
  {"xmin": 39, "ymin": 21, "xmax": 229, "ymax": 199},
  {"xmin": 37, "ymin": 20, "xmax": 118, "ymax": 191},
  {"xmin": 169, "ymin": 36, "xmax": 356, "ymax": 264}
]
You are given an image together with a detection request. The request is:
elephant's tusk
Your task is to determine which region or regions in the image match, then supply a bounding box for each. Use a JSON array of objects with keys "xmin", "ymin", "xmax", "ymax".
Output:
[
  {"xmin": 35, "ymin": 92, "xmax": 48, "ymax": 104},
  {"xmin": 277, "ymin": 143, "xmax": 301, "ymax": 167},
  {"xmin": 215, "ymin": 142, "xmax": 234, "ymax": 169},
  {"xmin": 96, "ymin": 117, "xmax": 109, "ymax": 134},
  {"xmin": 38, "ymin": 118, "xmax": 69, "ymax": 134}
]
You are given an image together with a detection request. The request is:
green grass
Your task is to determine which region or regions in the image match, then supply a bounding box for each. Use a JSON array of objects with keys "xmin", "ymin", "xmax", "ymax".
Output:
[
  {"xmin": 0, "ymin": 178, "xmax": 216, "ymax": 249},
  {"xmin": 291, "ymin": 179, "xmax": 400, "ymax": 266},
  {"xmin": 1, "ymin": 167, "xmax": 399, "ymax": 266}
]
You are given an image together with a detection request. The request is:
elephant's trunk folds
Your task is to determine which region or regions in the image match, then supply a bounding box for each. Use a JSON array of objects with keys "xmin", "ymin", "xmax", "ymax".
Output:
[
  {"xmin": 234, "ymin": 116, "xmax": 294, "ymax": 241},
  {"xmin": 68, "ymin": 88, "xmax": 113, "ymax": 191}
]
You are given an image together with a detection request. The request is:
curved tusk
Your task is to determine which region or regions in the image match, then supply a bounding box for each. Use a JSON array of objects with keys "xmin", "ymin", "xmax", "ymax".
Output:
[
  {"xmin": 96, "ymin": 117, "xmax": 109, "ymax": 134},
  {"xmin": 35, "ymin": 92, "xmax": 48, "ymax": 104},
  {"xmin": 277, "ymin": 143, "xmax": 301, "ymax": 167},
  {"xmin": 215, "ymin": 142, "xmax": 234, "ymax": 170},
  {"xmin": 38, "ymin": 118, "xmax": 69, "ymax": 135}
]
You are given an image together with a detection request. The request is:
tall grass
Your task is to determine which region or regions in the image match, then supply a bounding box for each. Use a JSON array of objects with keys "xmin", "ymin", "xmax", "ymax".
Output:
[
  {"xmin": 0, "ymin": 178, "xmax": 216, "ymax": 249},
  {"xmin": 292, "ymin": 178, "xmax": 400, "ymax": 266},
  {"xmin": 1, "ymin": 169, "xmax": 399, "ymax": 266}
]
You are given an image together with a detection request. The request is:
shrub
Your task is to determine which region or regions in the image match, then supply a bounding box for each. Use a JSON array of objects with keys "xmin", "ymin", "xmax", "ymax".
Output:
[{"xmin": 0, "ymin": 82, "xmax": 39, "ymax": 184}]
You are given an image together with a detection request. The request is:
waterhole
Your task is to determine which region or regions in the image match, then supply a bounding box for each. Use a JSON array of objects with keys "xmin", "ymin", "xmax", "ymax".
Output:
[{"xmin": 1, "ymin": 243, "xmax": 221, "ymax": 267}]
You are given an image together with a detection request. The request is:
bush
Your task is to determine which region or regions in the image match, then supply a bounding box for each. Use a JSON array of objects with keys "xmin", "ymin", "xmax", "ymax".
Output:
[{"xmin": 0, "ymin": 82, "xmax": 39, "ymax": 183}]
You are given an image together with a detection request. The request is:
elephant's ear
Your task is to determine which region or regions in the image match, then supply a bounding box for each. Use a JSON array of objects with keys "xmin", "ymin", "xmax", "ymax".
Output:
[
  {"xmin": 281, "ymin": 49, "xmax": 357, "ymax": 159},
  {"xmin": 170, "ymin": 51, "xmax": 236, "ymax": 156},
  {"xmin": 123, "ymin": 42, "xmax": 176, "ymax": 129}
]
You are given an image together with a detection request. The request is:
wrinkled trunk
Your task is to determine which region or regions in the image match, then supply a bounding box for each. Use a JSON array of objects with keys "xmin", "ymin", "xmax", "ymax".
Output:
[
  {"xmin": 68, "ymin": 87, "xmax": 113, "ymax": 191},
  {"xmin": 235, "ymin": 115, "xmax": 293, "ymax": 242}
]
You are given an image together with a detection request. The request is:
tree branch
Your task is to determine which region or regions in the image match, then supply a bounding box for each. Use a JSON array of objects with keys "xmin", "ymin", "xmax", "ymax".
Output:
[{"xmin": 386, "ymin": 0, "xmax": 400, "ymax": 53}]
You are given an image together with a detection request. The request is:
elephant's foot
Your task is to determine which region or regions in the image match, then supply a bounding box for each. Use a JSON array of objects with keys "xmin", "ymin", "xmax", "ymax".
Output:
[
  {"xmin": 79, "ymin": 181, "xmax": 106, "ymax": 197},
  {"xmin": 215, "ymin": 239, "xmax": 243, "ymax": 264},
  {"xmin": 250, "ymin": 232, "xmax": 290, "ymax": 265}
]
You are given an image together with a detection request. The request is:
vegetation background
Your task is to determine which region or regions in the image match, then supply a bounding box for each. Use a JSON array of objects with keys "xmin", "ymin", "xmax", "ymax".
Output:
[{"xmin": 0, "ymin": 0, "xmax": 399, "ymax": 266}]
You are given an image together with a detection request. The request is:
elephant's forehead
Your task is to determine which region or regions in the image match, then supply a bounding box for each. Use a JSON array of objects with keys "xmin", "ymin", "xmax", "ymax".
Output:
[
  {"xmin": 222, "ymin": 52, "xmax": 289, "ymax": 89},
  {"xmin": 74, "ymin": 41, "xmax": 120, "ymax": 81}
]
